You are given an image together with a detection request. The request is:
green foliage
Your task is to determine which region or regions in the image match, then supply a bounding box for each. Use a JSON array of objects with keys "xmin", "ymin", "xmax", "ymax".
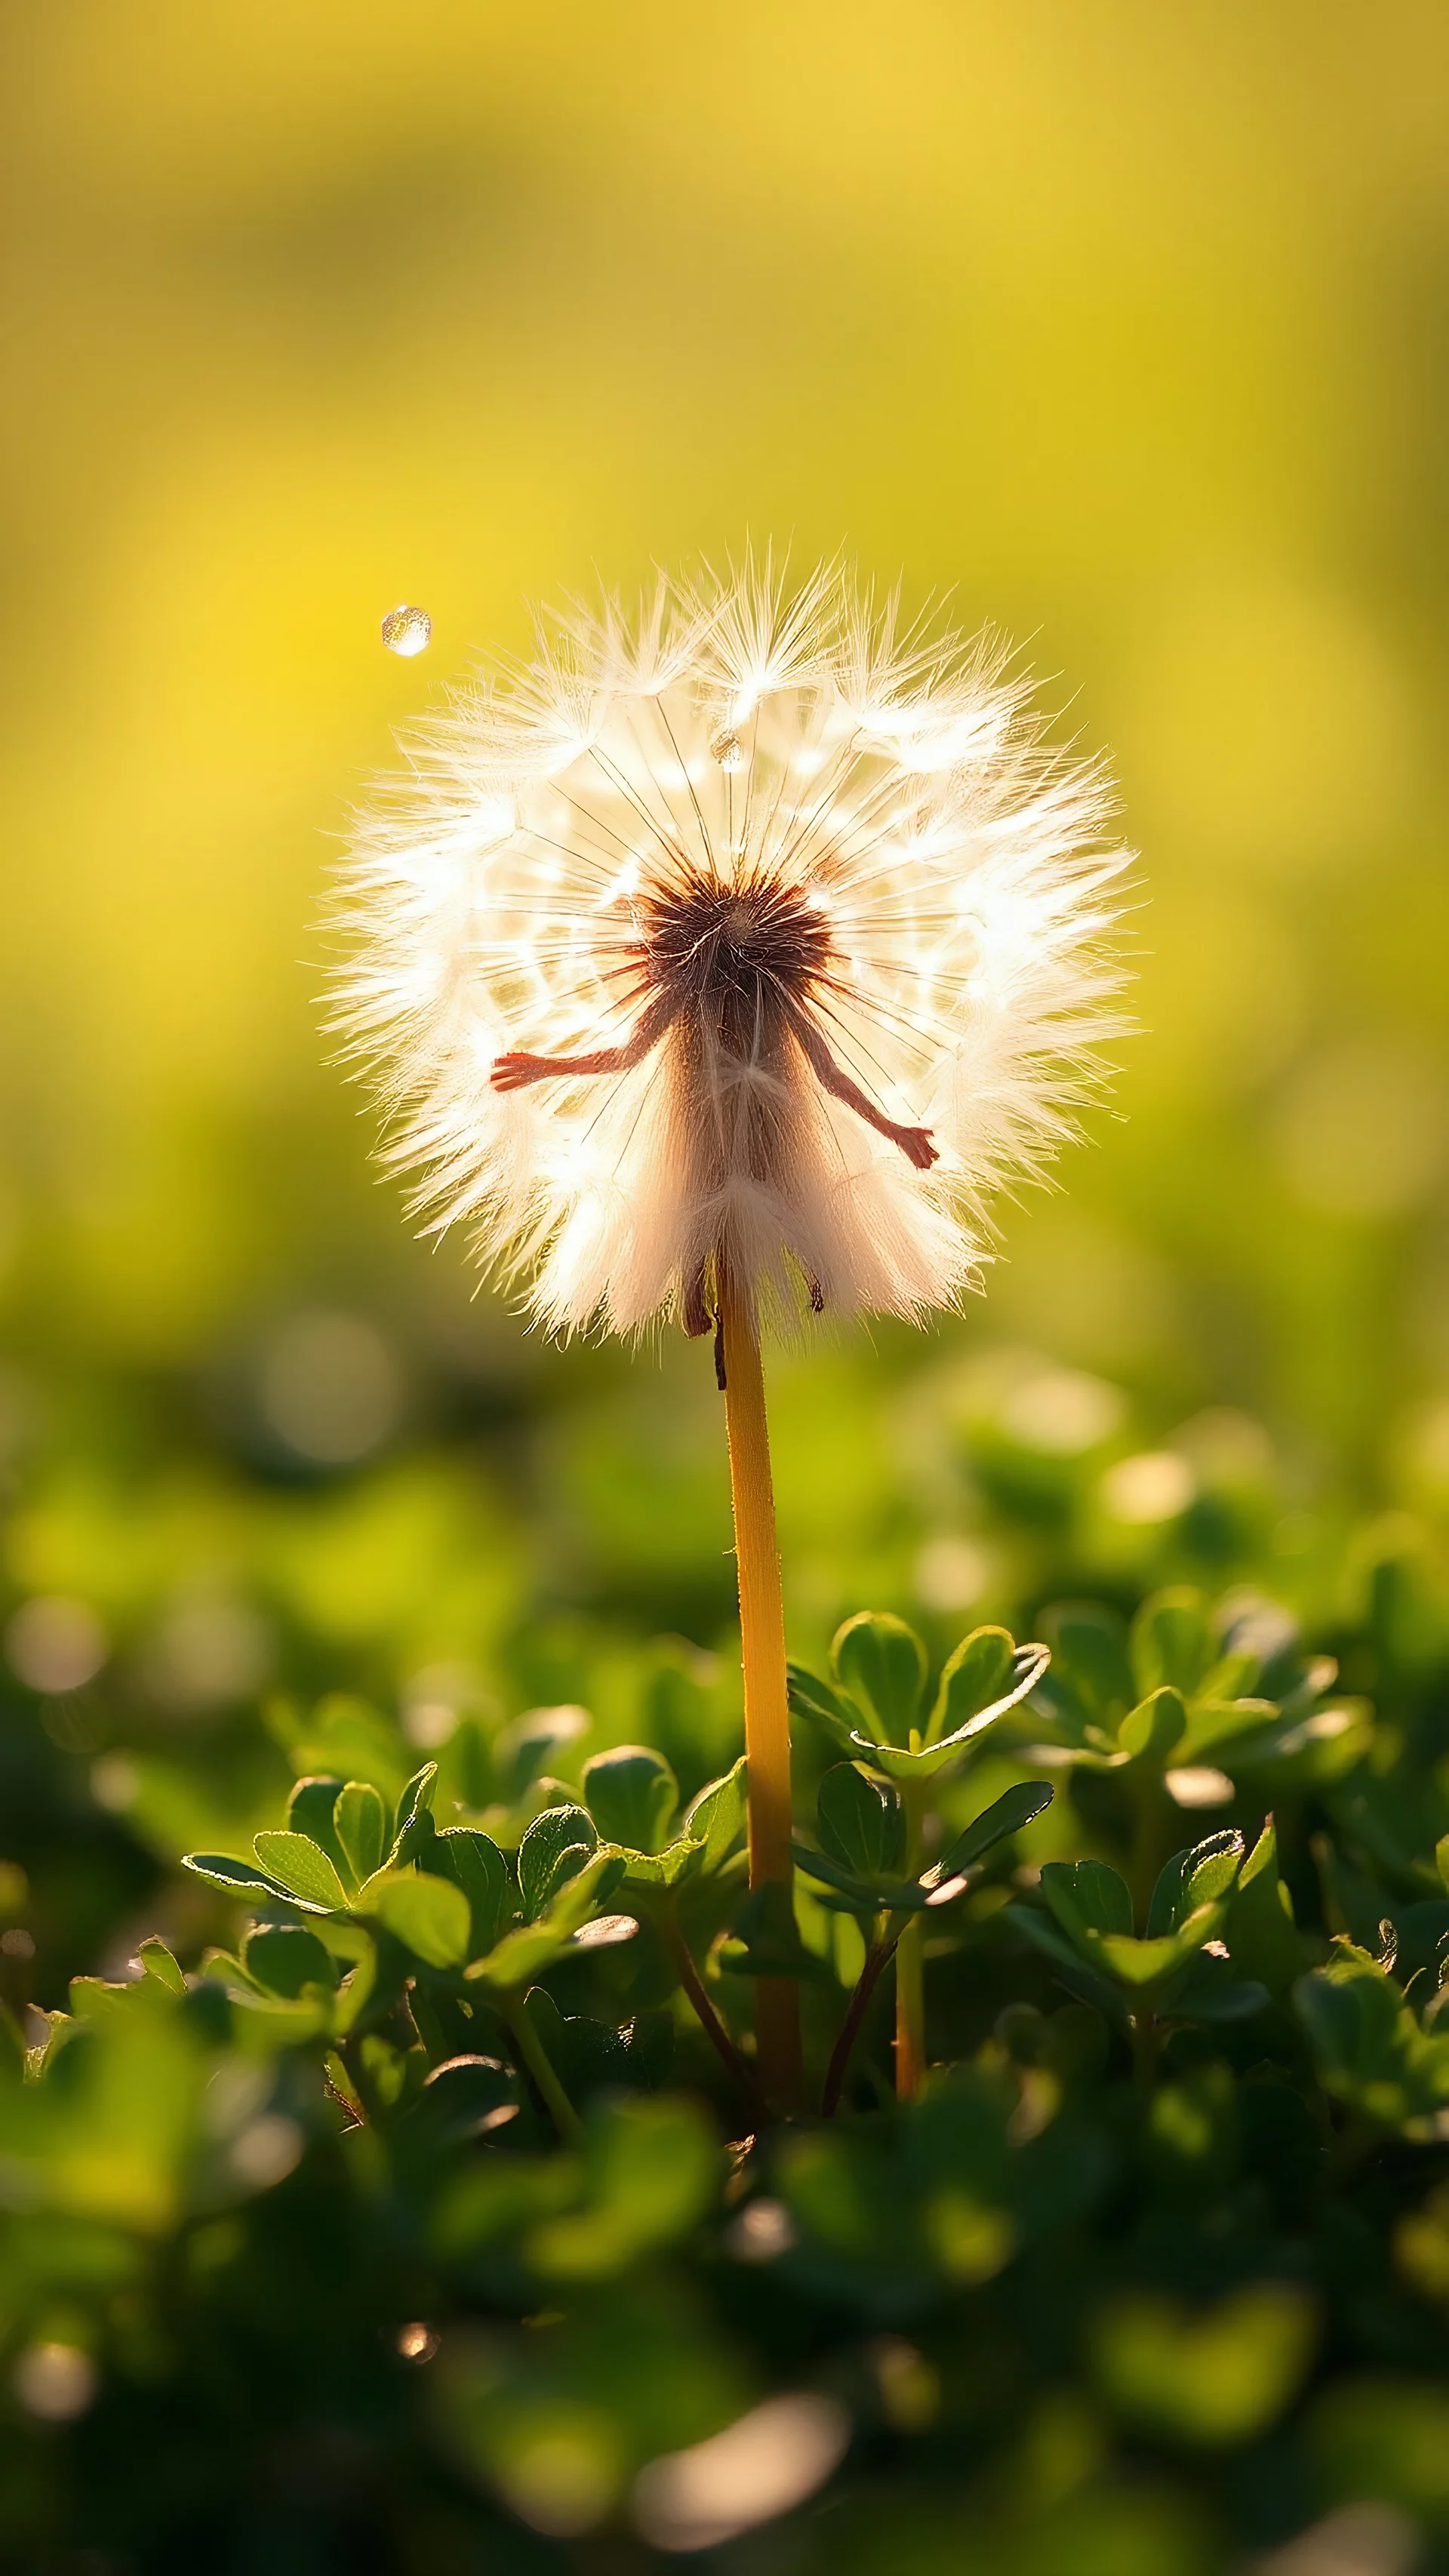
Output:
[
  {"xmin": 466, "ymin": 1849, "xmax": 629, "ymax": 1995},
  {"xmin": 1012, "ymin": 1830, "xmax": 1269, "ymax": 2026},
  {"xmin": 817, "ymin": 1762, "xmax": 907, "ymax": 1880},
  {"xmin": 1295, "ymin": 1942, "xmax": 1449, "ymax": 2137},
  {"xmin": 251, "ymin": 1827, "xmax": 349, "ymax": 1910},
  {"xmin": 518, "ymin": 1804, "xmax": 600, "ymax": 1918},
  {"xmin": 1090, "ymin": 2284, "xmax": 1319, "ymax": 2445},
  {"xmin": 368, "ymin": 1867, "xmax": 472, "ymax": 1968},
  {"xmin": 678, "ymin": 1754, "xmax": 747, "ymax": 1870},
  {"xmin": 334, "ymin": 1777, "xmax": 388, "ymax": 1885},
  {"xmin": 792, "ymin": 1614, "xmax": 1051, "ymax": 1780},
  {"xmin": 433, "ymin": 1824, "xmax": 517, "ymax": 1955},
  {"xmin": 7, "ymin": 1488, "xmax": 1449, "ymax": 2573},
  {"xmin": 1029, "ymin": 1588, "xmax": 1372, "ymax": 1794},
  {"xmin": 928, "ymin": 1622, "xmax": 1019, "ymax": 1740},
  {"xmin": 582, "ymin": 1745, "xmax": 678, "ymax": 1855},
  {"xmin": 794, "ymin": 1776, "xmax": 1053, "ymax": 1919},
  {"xmin": 832, "ymin": 1611, "xmax": 928, "ymax": 1743},
  {"xmin": 242, "ymin": 1923, "xmax": 336, "ymax": 1998}
]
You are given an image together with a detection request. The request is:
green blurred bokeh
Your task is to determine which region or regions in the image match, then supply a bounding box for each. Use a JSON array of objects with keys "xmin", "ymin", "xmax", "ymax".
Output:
[{"xmin": 3, "ymin": 1, "xmax": 1448, "ymax": 1663}]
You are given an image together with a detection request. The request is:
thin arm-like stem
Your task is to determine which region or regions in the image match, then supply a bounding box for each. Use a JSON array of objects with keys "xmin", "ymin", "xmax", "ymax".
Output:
[
  {"xmin": 666, "ymin": 1914, "xmax": 769, "ymax": 2125},
  {"xmin": 718, "ymin": 1258, "xmax": 802, "ymax": 2110},
  {"xmin": 787, "ymin": 1006, "xmax": 938, "ymax": 1169},
  {"xmin": 504, "ymin": 1993, "xmax": 583, "ymax": 2145},
  {"xmin": 822, "ymin": 1925, "xmax": 897, "ymax": 2117},
  {"xmin": 489, "ymin": 992, "xmax": 676, "ymax": 1092}
]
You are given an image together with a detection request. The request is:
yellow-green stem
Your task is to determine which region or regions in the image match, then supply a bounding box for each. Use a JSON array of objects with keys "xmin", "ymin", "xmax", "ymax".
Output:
[
  {"xmin": 718, "ymin": 1260, "xmax": 802, "ymax": 2110},
  {"xmin": 895, "ymin": 1793, "xmax": 926, "ymax": 2100}
]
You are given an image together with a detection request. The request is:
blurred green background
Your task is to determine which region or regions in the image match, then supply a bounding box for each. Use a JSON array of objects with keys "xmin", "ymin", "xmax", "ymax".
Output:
[{"xmin": 3, "ymin": 2, "xmax": 1448, "ymax": 1874}]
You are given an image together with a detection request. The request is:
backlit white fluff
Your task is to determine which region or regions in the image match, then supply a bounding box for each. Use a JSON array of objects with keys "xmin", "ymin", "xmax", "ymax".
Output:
[{"xmin": 331, "ymin": 561, "xmax": 1131, "ymax": 1338}]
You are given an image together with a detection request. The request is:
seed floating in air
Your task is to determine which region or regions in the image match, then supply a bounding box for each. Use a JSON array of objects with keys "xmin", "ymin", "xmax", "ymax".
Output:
[{"xmin": 380, "ymin": 604, "xmax": 432, "ymax": 657}]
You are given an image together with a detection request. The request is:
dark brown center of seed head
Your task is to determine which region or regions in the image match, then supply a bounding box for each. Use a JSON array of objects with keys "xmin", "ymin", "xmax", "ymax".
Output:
[{"xmin": 638, "ymin": 873, "xmax": 832, "ymax": 1013}]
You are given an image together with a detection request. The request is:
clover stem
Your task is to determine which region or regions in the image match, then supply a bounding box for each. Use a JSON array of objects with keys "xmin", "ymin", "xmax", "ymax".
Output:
[
  {"xmin": 717, "ymin": 1257, "xmax": 802, "ymax": 2110},
  {"xmin": 894, "ymin": 1793, "xmax": 927, "ymax": 2100},
  {"xmin": 504, "ymin": 1992, "xmax": 583, "ymax": 2145},
  {"xmin": 823, "ymin": 1922, "xmax": 898, "ymax": 2116},
  {"xmin": 665, "ymin": 1913, "xmax": 769, "ymax": 2122}
]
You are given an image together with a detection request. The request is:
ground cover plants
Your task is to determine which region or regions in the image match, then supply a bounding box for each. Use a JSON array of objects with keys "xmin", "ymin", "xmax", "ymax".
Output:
[{"xmin": 4, "ymin": 1499, "xmax": 1449, "ymax": 2574}]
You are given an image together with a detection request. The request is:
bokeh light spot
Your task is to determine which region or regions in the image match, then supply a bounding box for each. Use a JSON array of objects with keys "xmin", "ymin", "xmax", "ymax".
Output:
[
  {"xmin": 257, "ymin": 1310, "xmax": 403, "ymax": 1464},
  {"xmin": 146, "ymin": 1590, "xmax": 273, "ymax": 1710},
  {"xmin": 90, "ymin": 1754, "xmax": 140, "ymax": 1812},
  {"xmin": 633, "ymin": 2392, "xmax": 850, "ymax": 2551},
  {"xmin": 914, "ymin": 1535, "xmax": 990, "ymax": 1612},
  {"xmin": 1257, "ymin": 2503, "xmax": 1420, "ymax": 2576},
  {"xmin": 999, "ymin": 1368, "xmax": 1124, "ymax": 1457},
  {"xmin": 229, "ymin": 2114, "xmax": 305, "ymax": 2189},
  {"xmin": 14, "ymin": 2344, "xmax": 97, "ymax": 2422},
  {"xmin": 572, "ymin": 1913, "xmax": 639, "ymax": 1950},
  {"xmin": 1165, "ymin": 1766, "xmax": 1235, "ymax": 1808},
  {"xmin": 1100, "ymin": 1451, "xmax": 1196, "ymax": 1525},
  {"xmin": 726, "ymin": 2199, "xmax": 797, "ymax": 2262},
  {"xmin": 5, "ymin": 1596, "xmax": 108, "ymax": 1694}
]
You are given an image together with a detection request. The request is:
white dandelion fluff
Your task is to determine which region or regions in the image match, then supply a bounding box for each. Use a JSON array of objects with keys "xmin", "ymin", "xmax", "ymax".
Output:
[{"xmin": 331, "ymin": 559, "xmax": 1132, "ymax": 1342}]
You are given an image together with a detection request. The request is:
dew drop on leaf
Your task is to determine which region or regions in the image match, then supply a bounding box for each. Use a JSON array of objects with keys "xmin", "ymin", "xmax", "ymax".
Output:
[{"xmin": 381, "ymin": 604, "xmax": 432, "ymax": 657}]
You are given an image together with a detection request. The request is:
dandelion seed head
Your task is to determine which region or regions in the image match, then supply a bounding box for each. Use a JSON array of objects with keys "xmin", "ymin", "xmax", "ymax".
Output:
[{"xmin": 331, "ymin": 558, "xmax": 1133, "ymax": 1340}]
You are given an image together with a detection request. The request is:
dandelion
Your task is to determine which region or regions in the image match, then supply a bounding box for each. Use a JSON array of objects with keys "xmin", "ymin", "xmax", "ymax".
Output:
[{"xmin": 332, "ymin": 557, "xmax": 1131, "ymax": 2101}]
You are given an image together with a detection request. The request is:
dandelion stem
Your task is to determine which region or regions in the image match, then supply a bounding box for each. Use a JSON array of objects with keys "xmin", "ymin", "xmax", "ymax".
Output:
[{"xmin": 718, "ymin": 1257, "xmax": 802, "ymax": 2109}]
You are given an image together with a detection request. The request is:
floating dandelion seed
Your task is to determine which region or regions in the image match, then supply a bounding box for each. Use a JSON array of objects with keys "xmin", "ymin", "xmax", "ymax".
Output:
[
  {"xmin": 380, "ymin": 603, "xmax": 432, "ymax": 657},
  {"xmin": 331, "ymin": 556, "xmax": 1133, "ymax": 2102}
]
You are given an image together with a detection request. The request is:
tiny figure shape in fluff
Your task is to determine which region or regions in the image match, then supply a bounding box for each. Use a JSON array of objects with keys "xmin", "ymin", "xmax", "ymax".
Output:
[{"xmin": 331, "ymin": 556, "xmax": 1133, "ymax": 1340}]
